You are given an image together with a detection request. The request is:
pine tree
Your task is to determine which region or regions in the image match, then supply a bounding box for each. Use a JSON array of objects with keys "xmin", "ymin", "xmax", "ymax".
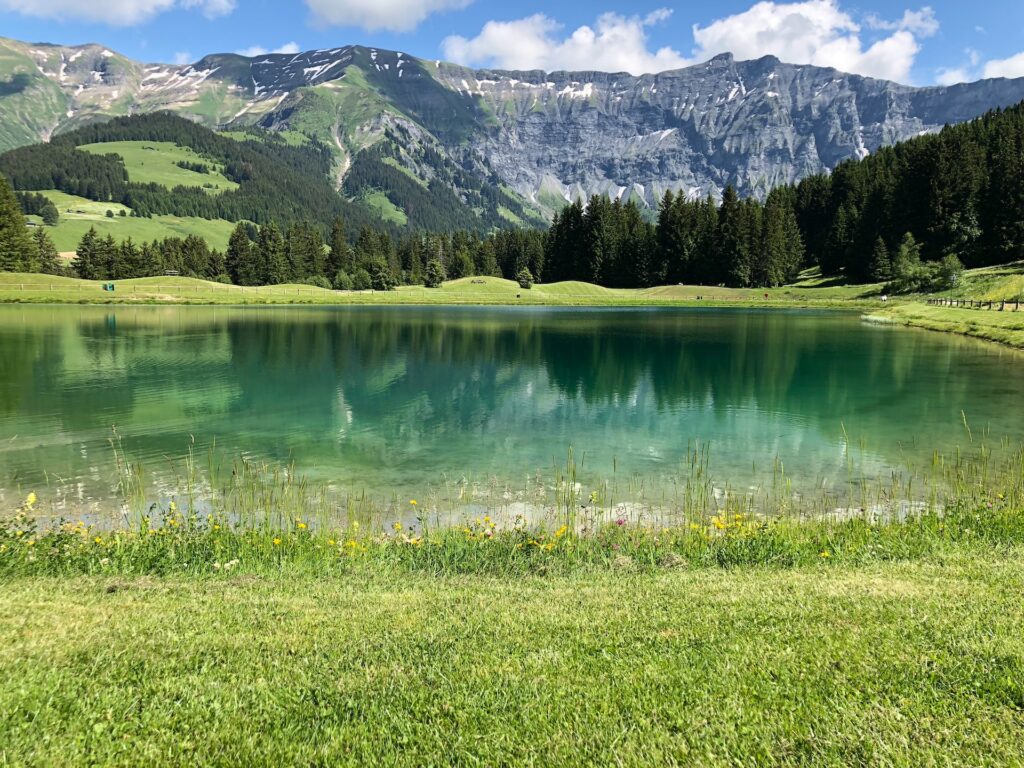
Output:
[
  {"xmin": 869, "ymin": 237, "xmax": 892, "ymax": 282},
  {"xmin": 424, "ymin": 258, "xmax": 446, "ymax": 288},
  {"xmin": 226, "ymin": 222, "xmax": 254, "ymax": 285},
  {"xmin": 72, "ymin": 228, "xmax": 101, "ymax": 279},
  {"xmin": 327, "ymin": 216, "xmax": 350, "ymax": 276},
  {"xmin": 256, "ymin": 222, "xmax": 287, "ymax": 285},
  {"xmin": 718, "ymin": 186, "xmax": 751, "ymax": 287},
  {"xmin": 0, "ymin": 173, "xmax": 34, "ymax": 272},
  {"xmin": 33, "ymin": 228, "xmax": 60, "ymax": 275}
]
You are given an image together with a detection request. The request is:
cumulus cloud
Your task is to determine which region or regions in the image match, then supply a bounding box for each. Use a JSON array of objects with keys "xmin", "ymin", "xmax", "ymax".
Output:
[
  {"xmin": 0, "ymin": 0, "xmax": 233, "ymax": 25},
  {"xmin": 236, "ymin": 42, "xmax": 302, "ymax": 58},
  {"xmin": 690, "ymin": 0, "xmax": 935, "ymax": 82},
  {"xmin": 983, "ymin": 52, "xmax": 1024, "ymax": 80},
  {"xmin": 304, "ymin": 0, "xmax": 470, "ymax": 33},
  {"xmin": 442, "ymin": 10, "xmax": 688, "ymax": 75}
]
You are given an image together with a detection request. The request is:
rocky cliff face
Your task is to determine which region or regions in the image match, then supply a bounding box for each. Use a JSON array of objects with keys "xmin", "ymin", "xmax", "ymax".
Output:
[
  {"xmin": 430, "ymin": 53, "xmax": 1024, "ymax": 209},
  {"xmin": 3, "ymin": 36, "xmax": 1024, "ymax": 217}
]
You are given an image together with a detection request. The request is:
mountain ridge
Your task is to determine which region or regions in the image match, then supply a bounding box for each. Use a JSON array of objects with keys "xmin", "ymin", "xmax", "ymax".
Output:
[{"xmin": 3, "ymin": 35, "xmax": 1024, "ymax": 221}]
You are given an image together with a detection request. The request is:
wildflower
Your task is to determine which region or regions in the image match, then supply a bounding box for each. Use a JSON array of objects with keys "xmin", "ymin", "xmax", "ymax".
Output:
[
  {"xmin": 99, "ymin": 558, "xmax": 110, "ymax": 566},
  {"xmin": 328, "ymin": 539, "xmax": 336, "ymax": 547},
  {"xmin": 213, "ymin": 562, "xmax": 222, "ymax": 571},
  {"xmin": 410, "ymin": 500, "xmax": 417, "ymax": 506},
  {"xmin": 15, "ymin": 530, "xmax": 23, "ymax": 538},
  {"xmin": 26, "ymin": 540, "xmax": 35, "ymax": 547},
  {"xmin": 393, "ymin": 522, "xmax": 403, "ymax": 532},
  {"xmin": 555, "ymin": 525, "xmax": 569, "ymax": 538},
  {"xmin": 297, "ymin": 522, "xmax": 307, "ymax": 530},
  {"xmin": 615, "ymin": 518, "xmax": 627, "ymax": 527},
  {"xmin": 25, "ymin": 492, "xmax": 37, "ymax": 508},
  {"xmin": 169, "ymin": 501, "xmax": 177, "ymax": 513},
  {"xmin": 213, "ymin": 524, "xmax": 221, "ymax": 531},
  {"xmin": 352, "ymin": 521, "xmax": 360, "ymax": 530},
  {"xmin": 820, "ymin": 551, "xmax": 831, "ymax": 559},
  {"xmin": 94, "ymin": 536, "xmax": 103, "ymax": 545},
  {"xmin": 273, "ymin": 537, "xmax": 282, "ymax": 546}
]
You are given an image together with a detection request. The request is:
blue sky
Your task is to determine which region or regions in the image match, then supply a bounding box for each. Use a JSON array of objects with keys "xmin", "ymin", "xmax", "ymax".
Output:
[{"xmin": 1, "ymin": 0, "xmax": 1022, "ymax": 85}]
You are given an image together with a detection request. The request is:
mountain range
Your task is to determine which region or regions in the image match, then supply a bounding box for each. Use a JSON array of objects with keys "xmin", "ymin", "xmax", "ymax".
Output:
[{"xmin": 3, "ymin": 35, "xmax": 1024, "ymax": 224}]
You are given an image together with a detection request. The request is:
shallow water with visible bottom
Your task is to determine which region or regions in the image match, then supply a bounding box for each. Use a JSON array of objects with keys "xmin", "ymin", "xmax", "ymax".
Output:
[{"xmin": 2, "ymin": 304, "xmax": 1023, "ymax": 508}]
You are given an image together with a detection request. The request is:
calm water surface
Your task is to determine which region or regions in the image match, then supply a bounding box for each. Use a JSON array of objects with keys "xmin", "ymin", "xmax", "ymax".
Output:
[{"xmin": 2, "ymin": 305, "xmax": 1023, "ymax": 505}]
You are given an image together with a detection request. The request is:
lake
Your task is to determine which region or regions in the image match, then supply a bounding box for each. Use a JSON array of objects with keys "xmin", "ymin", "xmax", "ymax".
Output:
[{"xmin": 2, "ymin": 305, "xmax": 1023, "ymax": 510}]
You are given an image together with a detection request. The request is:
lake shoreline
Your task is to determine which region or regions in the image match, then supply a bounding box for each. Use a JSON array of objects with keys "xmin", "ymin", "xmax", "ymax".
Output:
[{"xmin": 869, "ymin": 303, "xmax": 1024, "ymax": 350}]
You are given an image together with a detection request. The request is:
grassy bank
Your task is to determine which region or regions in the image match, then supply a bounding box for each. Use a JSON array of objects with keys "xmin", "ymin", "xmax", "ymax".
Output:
[
  {"xmin": 3, "ymin": 443, "xmax": 1024, "ymax": 764},
  {"xmin": 869, "ymin": 302, "xmax": 1024, "ymax": 350},
  {"xmin": 0, "ymin": 271, "xmax": 883, "ymax": 307}
]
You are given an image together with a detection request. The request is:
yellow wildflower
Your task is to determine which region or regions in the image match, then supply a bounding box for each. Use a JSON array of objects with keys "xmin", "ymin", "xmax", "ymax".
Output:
[
  {"xmin": 25, "ymin": 492, "xmax": 37, "ymax": 508},
  {"xmin": 273, "ymin": 537, "xmax": 282, "ymax": 546},
  {"xmin": 820, "ymin": 551, "xmax": 831, "ymax": 559},
  {"xmin": 93, "ymin": 536, "xmax": 102, "ymax": 545},
  {"xmin": 409, "ymin": 500, "xmax": 417, "ymax": 506},
  {"xmin": 393, "ymin": 522, "xmax": 403, "ymax": 532},
  {"xmin": 297, "ymin": 522, "xmax": 307, "ymax": 530}
]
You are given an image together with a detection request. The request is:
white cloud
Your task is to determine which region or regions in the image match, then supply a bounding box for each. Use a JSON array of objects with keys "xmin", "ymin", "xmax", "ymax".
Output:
[
  {"xmin": 0, "ymin": 0, "xmax": 233, "ymax": 25},
  {"xmin": 442, "ymin": 10, "xmax": 688, "ymax": 75},
  {"xmin": 181, "ymin": 0, "xmax": 234, "ymax": 18},
  {"xmin": 236, "ymin": 42, "xmax": 302, "ymax": 58},
  {"xmin": 865, "ymin": 7, "xmax": 938, "ymax": 37},
  {"xmin": 304, "ymin": 0, "xmax": 470, "ymax": 33},
  {"xmin": 690, "ymin": 0, "xmax": 935, "ymax": 82},
  {"xmin": 172, "ymin": 51, "xmax": 193, "ymax": 65},
  {"xmin": 935, "ymin": 67, "xmax": 970, "ymax": 86},
  {"xmin": 983, "ymin": 52, "xmax": 1024, "ymax": 80}
]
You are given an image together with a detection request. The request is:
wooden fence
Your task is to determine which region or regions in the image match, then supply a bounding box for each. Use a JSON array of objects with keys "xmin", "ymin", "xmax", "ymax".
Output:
[{"xmin": 927, "ymin": 298, "xmax": 1023, "ymax": 311}]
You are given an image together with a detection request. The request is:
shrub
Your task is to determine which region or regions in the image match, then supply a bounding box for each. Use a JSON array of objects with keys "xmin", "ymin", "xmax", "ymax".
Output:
[
  {"xmin": 333, "ymin": 270, "xmax": 354, "ymax": 291},
  {"xmin": 352, "ymin": 268, "xmax": 372, "ymax": 291},
  {"xmin": 302, "ymin": 275, "xmax": 332, "ymax": 290},
  {"xmin": 516, "ymin": 268, "xmax": 534, "ymax": 289}
]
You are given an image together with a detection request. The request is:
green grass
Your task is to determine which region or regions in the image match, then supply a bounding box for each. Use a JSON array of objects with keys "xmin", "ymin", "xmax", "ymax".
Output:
[
  {"xmin": 78, "ymin": 140, "xmax": 239, "ymax": 193},
  {"xmin": 869, "ymin": 302, "xmax": 1024, "ymax": 349},
  {"xmin": 360, "ymin": 189, "xmax": 408, "ymax": 226},
  {"xmin": 1, "ymin": 555, "xmax": 1021, "ymax": 766},
  {"xmin": 24, "ymin": 190, "xmax": 237, "ymax": 252},
  {"xmin": 0, "ymin": 272, "xmax": 891, "ymax": 307}
]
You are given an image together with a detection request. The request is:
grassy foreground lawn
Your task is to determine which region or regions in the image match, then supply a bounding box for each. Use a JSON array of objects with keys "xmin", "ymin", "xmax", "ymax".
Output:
[{"xmin": 3, "ymin": 553, "xmax": 1023, "ymax": 766}]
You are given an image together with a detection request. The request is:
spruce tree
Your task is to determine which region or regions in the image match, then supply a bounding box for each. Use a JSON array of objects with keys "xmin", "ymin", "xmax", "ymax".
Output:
[
  {"xmin": 424, "ymin": 258, "xmax": 446, "ymax": 288},
  {"xmin": 869, "ymin": 237, "xmax": 892, "ymax": 282},
  {"xmin": 256, "ymin": 222, "xmax": 287, "ymax": 285},
  {"xmin": 72, "ymin": 228, "xmax": 101, "ymax": 279},
  {"xmin": 33, "ymin": 228, "xmax": 60, "ymax": 275},
  {"xmin": 0, "ymin": 173, "xmax": 34, "ymax": 272},
  {"xmin": 328, "ymin": 216, "xmax": 350, "ymax": 276},
  {"xmin": 226, "ymin": 223, "xmax": 254, "ymax": 285}
]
